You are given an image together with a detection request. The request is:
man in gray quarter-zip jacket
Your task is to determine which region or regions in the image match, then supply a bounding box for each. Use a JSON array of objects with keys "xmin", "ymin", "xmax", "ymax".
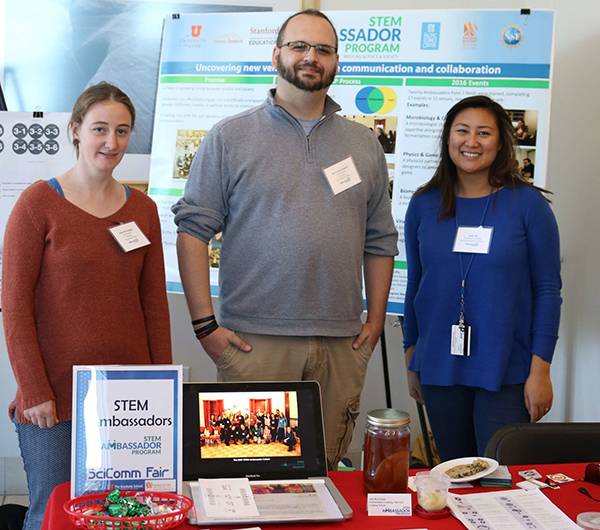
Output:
[{"xmin": 172, "ymin": 9, "xmax": 398, "ymax": 469}]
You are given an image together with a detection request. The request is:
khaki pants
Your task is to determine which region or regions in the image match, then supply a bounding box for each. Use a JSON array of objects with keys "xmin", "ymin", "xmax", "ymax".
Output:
[{"xmin": 212, "ymin": 333, "xmax": 374, "ymax": 469}]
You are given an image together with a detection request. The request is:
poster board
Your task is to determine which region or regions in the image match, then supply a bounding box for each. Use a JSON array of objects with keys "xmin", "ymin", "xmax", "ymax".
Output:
[
  {"xmin": 148, "ymin": 10, "xmax": 554, "ymax": 314},
  {"xmin": 0, "ymin": 112, "xmax": 75, "ymax": 301}
]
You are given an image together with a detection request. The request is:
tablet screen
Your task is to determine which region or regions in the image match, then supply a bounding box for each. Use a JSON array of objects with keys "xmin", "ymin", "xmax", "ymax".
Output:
[{"xmin": 183, "ymin": 381, "xmax": 327, "ymax": 481}]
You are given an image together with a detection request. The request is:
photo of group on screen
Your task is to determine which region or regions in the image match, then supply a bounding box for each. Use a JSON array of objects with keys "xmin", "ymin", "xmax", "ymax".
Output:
[{"xmin": 198, "ymin": 391, "xmax": 301, "ymax": 458}]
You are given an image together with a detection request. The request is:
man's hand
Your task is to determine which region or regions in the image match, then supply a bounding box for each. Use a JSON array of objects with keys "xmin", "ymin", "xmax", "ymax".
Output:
[
  {"xmin": 352, "ymin": 321, "xmax": 383, "ymax": 351},
  {"xmin": 199, "ymin": 326, "xmax": 252, "ymax": 360},
  {"xmin": 23, "ymin": 400, "xmax": 58, "ymax": 428},
  {"xmin": 524, "ymin": 355, "xmax": 553, "ymax": 422}
]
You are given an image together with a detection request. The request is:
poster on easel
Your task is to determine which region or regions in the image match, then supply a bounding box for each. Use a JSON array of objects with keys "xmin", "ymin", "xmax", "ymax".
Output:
[
  {"xmin": 148, "ymin": 10, "xmax": 554, "ymax": 314},
  {"xmin": 71, "ymin": 365, "xmax": 183, "ymax": 498}
]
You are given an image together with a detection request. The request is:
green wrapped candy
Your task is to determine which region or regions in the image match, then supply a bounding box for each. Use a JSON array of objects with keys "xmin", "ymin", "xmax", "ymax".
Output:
[
  {"xmin": 107, "ymin": 503, "xmax": 128, "ymax": 517},
  {"xmin": 106, "ymin": 489, "xmax": 121, "ymax": 504}
]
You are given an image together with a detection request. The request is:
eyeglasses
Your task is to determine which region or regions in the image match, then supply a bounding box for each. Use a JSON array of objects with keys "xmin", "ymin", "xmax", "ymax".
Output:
[{"xmin": 278, "ymin": 41, "xmax": 337, "ymax": 57}]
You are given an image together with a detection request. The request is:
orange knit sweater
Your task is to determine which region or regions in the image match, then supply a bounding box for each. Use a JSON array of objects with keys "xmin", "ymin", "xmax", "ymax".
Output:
[{"xmin": 2, "ymin": 181, "xmax": 172, "ymax": 423}]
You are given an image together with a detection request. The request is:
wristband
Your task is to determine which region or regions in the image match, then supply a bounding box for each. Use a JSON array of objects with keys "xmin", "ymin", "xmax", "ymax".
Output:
[
  {"xmin": 194, "ymin": 320, "xmax": 219, "ymax": 339},
  {"xmin": 192, "ymin": 314, "xmax": 216, "ymax": 326}
]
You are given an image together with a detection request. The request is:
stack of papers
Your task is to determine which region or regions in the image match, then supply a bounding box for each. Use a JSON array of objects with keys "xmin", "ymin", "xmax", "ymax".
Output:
[{"xmin": 479, "ymin": 465, "xmax": 512, "ymax": 488}]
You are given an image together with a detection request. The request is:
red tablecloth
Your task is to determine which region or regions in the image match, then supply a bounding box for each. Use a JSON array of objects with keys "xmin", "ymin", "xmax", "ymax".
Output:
[{"xmin": 43, "ymin": 463, "xmax": 600, "ymax": 530}]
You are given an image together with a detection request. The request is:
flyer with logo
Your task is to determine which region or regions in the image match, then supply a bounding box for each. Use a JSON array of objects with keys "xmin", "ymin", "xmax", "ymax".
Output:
[
  {"xmin": 148, "ymin": 10, "xmax": 554, "ymax": 314},
  {"xmin": 71, "ymin": 365, "xmax": 183, "ymax": 498}
]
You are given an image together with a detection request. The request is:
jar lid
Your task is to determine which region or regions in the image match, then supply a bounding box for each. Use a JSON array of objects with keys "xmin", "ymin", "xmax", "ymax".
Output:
[{"xmin": 367, "ymin": 409, "xmax": 410, "ymax": 427}]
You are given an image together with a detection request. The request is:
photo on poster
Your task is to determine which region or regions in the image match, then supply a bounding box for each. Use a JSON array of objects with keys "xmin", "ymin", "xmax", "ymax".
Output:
[
  {"xmin": 208, "ymin": 233, "xmax": 222, "ymax": 269},
  {"xmin": 343, "ymin": 114, "xmax": 398, "ymax": 154},
  {"xmin": 198, "ymin": 391, "xmax": 301, "ymax": 459},
  {"xmin": 516, "ymin": 149, "xmax": 536, "ymax": 182},
  {"xmin": 172, "ymin": 129, "xmax": 208, "ymax": 179},
  {"xmin": 507, "ymin": 109, "xmax": 538, "ymax": 147}
]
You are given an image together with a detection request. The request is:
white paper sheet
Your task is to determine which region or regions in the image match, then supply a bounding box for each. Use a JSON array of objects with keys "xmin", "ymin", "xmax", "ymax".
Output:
[
  {"xmin": 448, "ymin": 488, "xmax": 580, "ymax": 530},
  {"xmin": 196, "ymin": 478, "xmax": 259, "ymax": 519}
]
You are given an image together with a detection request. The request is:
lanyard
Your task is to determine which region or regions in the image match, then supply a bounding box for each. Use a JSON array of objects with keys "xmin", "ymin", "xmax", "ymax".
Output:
[{"xmin": 455, "ymin": 193, "xmax": 493, "ymax": 325}]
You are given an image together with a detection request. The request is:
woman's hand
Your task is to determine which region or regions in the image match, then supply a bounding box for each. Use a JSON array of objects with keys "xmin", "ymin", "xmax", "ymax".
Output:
[
  {"xmin": 407, "ymin": 370, "xmax": 424, "ymax": 404},
  {"xmin": 405, "ymin": 346, "xmax": 424, "ymax": 404},
  {"xmin": 23, "ymin": 400, "xmax": 58, "ymax": 428},
  {"xmin": 524, "ymin": 355, "xmax": 553, "ymax": 422}
]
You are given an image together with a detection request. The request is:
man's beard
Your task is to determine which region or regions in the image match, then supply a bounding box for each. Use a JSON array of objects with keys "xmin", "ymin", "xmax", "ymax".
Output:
[{"xmin": 276, "ymin": 57, "xmax": 336, "ymax": 92}]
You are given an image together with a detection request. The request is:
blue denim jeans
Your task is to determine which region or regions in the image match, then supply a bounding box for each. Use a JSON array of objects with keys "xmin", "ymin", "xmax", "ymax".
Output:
[
  {"xmin": 14, "ymin": 419, "xmax": 72, "ymax": 530},
  {"xmin": 421, "ymin": 384, "xmax": 529, "ymax": 461}
]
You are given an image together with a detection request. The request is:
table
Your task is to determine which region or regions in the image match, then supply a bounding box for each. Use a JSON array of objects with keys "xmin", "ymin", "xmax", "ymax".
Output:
[{"xmin": 43, "ymin": 463, "xmax": 600, "ymax": 529}]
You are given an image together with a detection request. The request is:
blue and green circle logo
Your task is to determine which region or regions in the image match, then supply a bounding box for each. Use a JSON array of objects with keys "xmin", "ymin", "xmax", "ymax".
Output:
[
  {"xmin": 501, "ymin": 25, "xmax": 523, "ymax": 47},
  {"xmin": 355, "ymin": 86, "xmax": 397, "ymax": 114}
]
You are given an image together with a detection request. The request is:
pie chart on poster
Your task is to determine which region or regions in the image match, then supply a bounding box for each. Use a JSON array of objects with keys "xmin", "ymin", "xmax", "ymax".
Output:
[{"xmin": 355, "ymin": 86, "xmax": 397, "ymax": 114}]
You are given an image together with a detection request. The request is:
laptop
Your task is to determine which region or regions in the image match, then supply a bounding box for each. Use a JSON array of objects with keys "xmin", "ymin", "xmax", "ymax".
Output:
[{"xmin": 182, "ymin": 381, "xmax": 353, "ymax": 525}]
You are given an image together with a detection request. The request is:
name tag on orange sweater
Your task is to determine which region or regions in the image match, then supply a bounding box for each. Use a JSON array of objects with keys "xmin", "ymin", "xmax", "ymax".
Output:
[{"xmin": 108, "ymin": 221, "xmax": 150, "ymax": 252}]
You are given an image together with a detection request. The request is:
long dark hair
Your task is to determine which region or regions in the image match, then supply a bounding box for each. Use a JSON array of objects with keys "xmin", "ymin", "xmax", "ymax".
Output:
[{"xmin": 417, "ymin": 95, "xmax": 539, "ymax": 218}]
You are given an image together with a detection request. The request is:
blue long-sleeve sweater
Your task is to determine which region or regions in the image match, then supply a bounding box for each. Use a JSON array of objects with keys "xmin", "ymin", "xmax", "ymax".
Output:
[{"xmin": 403, "ymin": 185, "xmax": 561, "ymax": 391}]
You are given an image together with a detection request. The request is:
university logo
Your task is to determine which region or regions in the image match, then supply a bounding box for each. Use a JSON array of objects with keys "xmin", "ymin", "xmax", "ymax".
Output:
[
  {"xmin": 463, "ymin": 21, "xmax": 477, "ymax": 48},
  {"xmin": 191, "ymin": 24, "xmax": 203, "ymax": 38},
  {"xmin": 501, "ymin": 25, "xmax": 524, "ymax": 47},
  {"xmin": 420, "ymin": 22, "xmax": 440, "ymax": 50}
]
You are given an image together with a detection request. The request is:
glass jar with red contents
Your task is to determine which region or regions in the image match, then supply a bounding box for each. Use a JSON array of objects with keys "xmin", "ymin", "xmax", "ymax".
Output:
[{"xmin": 363, "ymin": 409, "xmax": 411, "ymax": 493}]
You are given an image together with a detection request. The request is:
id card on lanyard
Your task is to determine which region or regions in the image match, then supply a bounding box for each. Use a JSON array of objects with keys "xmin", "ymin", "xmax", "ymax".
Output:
[{"xmin": 451, "ymin": 194, "xmax": 494, "ymax": 356}]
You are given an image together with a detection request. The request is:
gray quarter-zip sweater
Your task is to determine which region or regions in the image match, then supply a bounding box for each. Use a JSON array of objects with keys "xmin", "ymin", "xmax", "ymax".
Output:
[{"xmin": 172, "ymin": 90, "xmax": 398, "ymax": 336}]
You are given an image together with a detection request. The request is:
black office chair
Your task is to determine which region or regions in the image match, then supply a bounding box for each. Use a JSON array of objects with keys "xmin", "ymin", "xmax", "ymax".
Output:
[{"xmin": 484, "ymin": 422, "xmax": 600, "ymax": 465}]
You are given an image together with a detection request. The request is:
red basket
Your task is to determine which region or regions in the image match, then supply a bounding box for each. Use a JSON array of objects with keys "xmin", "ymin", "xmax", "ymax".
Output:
[{"xmin": 64, "ymin": 491, "xmax": 193, "ymax": 529}]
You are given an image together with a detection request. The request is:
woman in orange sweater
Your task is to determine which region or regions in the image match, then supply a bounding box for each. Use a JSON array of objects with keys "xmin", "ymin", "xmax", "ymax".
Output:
[{"xmin": 2, "ymin": 82, "xmax": 172, "ymax": 530}]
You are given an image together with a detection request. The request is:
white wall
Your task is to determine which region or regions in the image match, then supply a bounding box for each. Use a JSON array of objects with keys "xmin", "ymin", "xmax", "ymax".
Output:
[{"xmin": 2, "ymin": 0, "xmax": 599, "ymax": 493}]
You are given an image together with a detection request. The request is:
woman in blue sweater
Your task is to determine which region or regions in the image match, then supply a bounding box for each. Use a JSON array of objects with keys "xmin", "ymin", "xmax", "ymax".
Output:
[{"xmin": 403, "ymin": 96, "xmax": 561, "ymax": 460}]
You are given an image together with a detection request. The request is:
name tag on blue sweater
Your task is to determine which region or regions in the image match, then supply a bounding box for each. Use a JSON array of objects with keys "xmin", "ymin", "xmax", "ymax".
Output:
[
  {"xmin": 453, "ymin": 226, "xmax": 493, "ymax": 254},
  {"xmin": 323, "ymin": 156, "xmax": 361, "ymax": 195}
]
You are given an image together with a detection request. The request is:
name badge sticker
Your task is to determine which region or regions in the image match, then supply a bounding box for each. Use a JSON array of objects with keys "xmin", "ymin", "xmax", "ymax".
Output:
[
  {"xmin": 367, "ymin": 493, "xmax": 412, "ymax": 516},
  {"xmin": 453, "ymin": 226, "xmax": 493, "ymax": 254},
  {"xmin": 108, "ymin": 221, "xmax": 151, "ymax": 252},
  {"xmin": 322, "ymin": 156, "xmax": 362, "ymax": 195}
]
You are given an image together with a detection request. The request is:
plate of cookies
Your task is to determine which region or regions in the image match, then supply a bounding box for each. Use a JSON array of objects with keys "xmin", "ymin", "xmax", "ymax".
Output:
[{"xmin": 431, "ymin": 457, "xmax": 499, "ymax": 483}]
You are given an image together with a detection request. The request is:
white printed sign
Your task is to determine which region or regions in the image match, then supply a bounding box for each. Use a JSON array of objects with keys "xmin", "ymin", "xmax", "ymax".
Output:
[{"xmin": 71, "ymin": 365, "xmax": 183, "ymax": 497}]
